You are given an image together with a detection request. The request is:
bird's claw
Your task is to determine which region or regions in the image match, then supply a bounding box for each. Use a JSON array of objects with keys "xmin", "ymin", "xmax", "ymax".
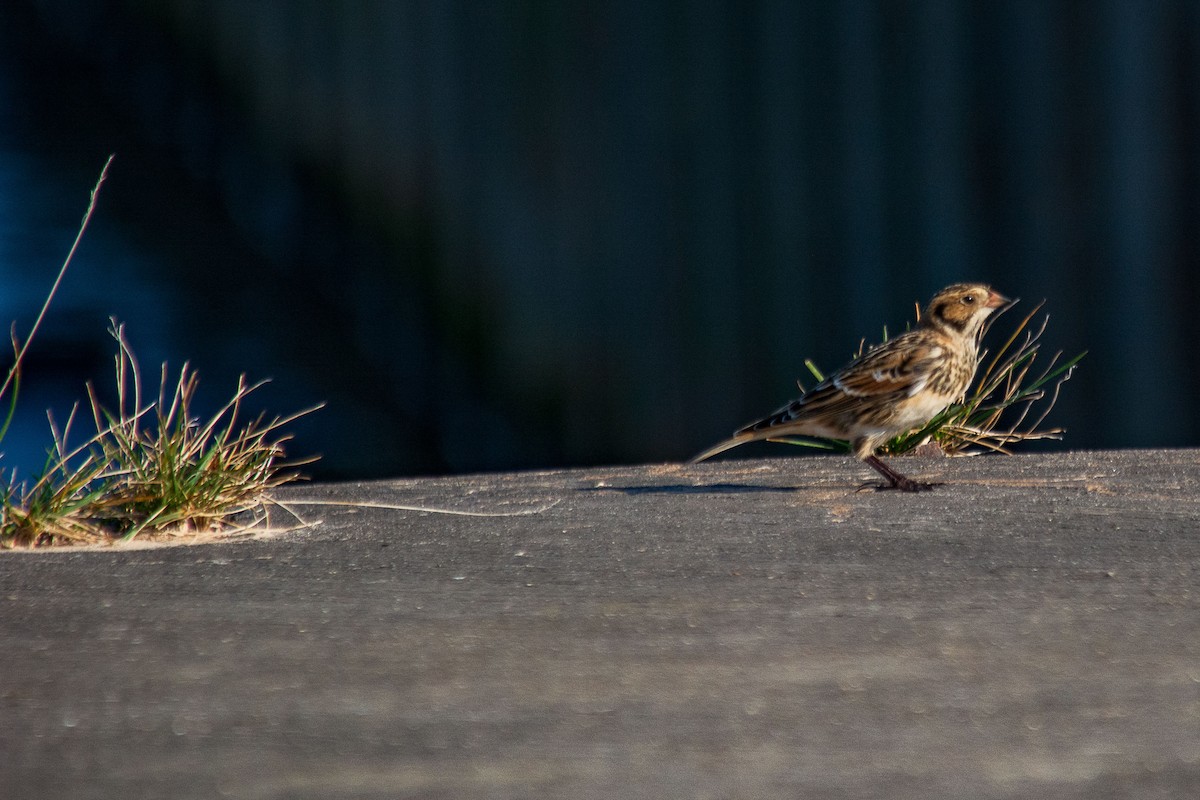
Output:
[{"xmin": 880, "ymin": 477, "xmax": 942, "ymax": 493}]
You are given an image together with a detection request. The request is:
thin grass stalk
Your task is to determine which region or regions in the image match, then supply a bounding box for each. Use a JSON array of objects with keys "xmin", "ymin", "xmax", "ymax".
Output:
[
  {"xmin": 0, "ymin": 157, "xmax": 114, "ymax": 408},
  {"xmin": 0, "ymin": 332, "xmax": 23, "ymax": 446},
  {"xmin": 977, "ymin": 302, "xmax": 1043, "ymax": 390}
]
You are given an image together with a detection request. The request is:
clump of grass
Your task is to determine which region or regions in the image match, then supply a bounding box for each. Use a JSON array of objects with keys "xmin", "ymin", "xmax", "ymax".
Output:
[
  {"xmin": 83, "ymin": 323, "xmax": 311, "ymax": 539},
  {"xmin": 0, "ymin": 156, "xmax": 318, "ymax": 548},
  {"xmin": 1, "ymin": 322, "xmax": 319, "ymax": 548},
  {"xmin": 773, "ymin": 299, "xmax": 1085, "ymax": 457}
]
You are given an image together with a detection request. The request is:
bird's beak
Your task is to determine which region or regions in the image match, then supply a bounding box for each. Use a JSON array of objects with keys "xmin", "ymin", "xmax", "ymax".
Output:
[{"xmin": 986, "ymin": 290, "xmax": 1012, "ymax": 309}]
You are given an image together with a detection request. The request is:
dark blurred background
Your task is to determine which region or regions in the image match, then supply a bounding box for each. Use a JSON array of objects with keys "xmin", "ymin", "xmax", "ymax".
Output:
[{"xmin": 1, "ymin": 1, "xmax": 1197, "ymax": 480}]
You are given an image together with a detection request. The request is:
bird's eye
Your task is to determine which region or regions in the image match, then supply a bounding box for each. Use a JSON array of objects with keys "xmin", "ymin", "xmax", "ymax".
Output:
[{"xmin": 962, "ymin": 295, "xmax": 976, "ymax": 304}]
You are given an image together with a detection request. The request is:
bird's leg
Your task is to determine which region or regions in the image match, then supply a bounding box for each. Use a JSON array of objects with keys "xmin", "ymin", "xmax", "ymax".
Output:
[{"xmin": 863, "ymin": 455, "xmax": 939, "ymax": 493}]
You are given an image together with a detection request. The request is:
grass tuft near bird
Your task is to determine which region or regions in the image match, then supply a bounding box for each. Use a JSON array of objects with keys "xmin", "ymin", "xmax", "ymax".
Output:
[{"xmin": 690, "ymin": 283, "xmax": 1011, "ymax": 492}]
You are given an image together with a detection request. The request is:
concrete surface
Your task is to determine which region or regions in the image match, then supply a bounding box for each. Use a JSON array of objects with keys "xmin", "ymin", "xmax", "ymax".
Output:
[{"xmin": 3, "ymin": 448, "xmax": 1199, "ymax": 799}]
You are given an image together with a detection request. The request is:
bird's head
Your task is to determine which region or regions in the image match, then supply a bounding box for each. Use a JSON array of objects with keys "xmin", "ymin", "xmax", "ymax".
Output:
[{"xmin": 922, "ymin": 283, "xmax": 1011, "ymax": 341}]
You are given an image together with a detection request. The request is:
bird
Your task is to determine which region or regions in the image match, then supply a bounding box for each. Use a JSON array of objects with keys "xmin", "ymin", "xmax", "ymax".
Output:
[{"xmin": 690, "ymin": 283, "xmax": 1011, "ymax": 492}]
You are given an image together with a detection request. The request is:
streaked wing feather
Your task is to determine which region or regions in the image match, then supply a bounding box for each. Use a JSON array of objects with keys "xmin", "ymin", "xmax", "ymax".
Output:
[
  {"xmin": 832, "ymin": 337, "xmax": 943, "ymax": 399},
  {"xmin": 738, "ymin": 336, "xmax": 945, "ymax": 435}
]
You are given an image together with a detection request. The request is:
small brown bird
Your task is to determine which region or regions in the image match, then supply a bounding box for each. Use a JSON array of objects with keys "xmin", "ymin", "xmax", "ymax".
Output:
[{"xmin": 690, "ymin": 283, "xmax": 1011, "ymax": 491}]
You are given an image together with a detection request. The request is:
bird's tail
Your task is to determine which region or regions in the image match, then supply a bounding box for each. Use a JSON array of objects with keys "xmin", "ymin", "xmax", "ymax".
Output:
[{"xmin": 687, "ymin": 432, "xmax": 766, "ymax": 464}]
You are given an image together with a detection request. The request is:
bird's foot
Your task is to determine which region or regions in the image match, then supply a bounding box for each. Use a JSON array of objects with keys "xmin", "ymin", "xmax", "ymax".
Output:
[
  {"xmin": 860, "ymin": 455, "xmax": 941, "ymax": 492},
  {"xmin": 878, "ymin": 476, "xmax": 941, "ymax": 493}
]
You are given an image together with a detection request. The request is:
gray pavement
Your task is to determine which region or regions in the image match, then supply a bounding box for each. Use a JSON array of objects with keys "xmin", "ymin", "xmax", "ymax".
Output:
[{"xmin": 3, "ymin": 448, "xmax": 1200, "ymax": 799}]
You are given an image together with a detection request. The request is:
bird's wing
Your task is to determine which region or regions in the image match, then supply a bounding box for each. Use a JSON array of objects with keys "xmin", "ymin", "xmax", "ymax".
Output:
[
  {"xmin": 688, "ymin": 333, "xmax": 947, "ymax": 464},
  {"xmin": 827, "ymin": 336, "xmax": 944, "ymax": 400},
  {"xmin": 742, "ymin": 334, "xmax": 946, "ymax": 433}
]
